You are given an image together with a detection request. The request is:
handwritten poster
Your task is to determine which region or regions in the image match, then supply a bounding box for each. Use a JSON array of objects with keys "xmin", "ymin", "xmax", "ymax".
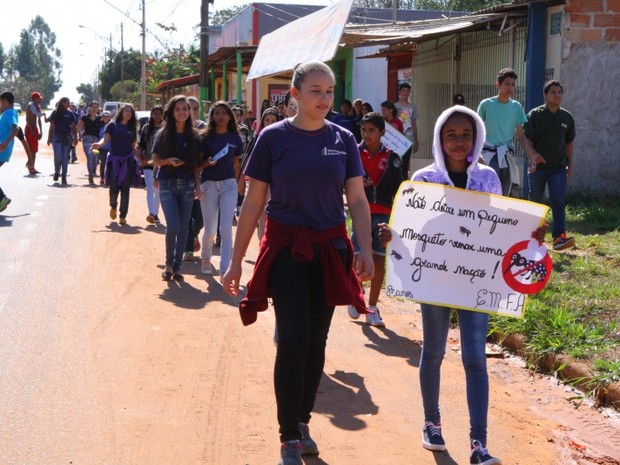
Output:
[
  {"xmin": 385, "ymin": 181, "xmax": 551, "ymax": 318},
  {"xmin": 381, "ymin": 123, "xmax": 412, "ymax": 157}
]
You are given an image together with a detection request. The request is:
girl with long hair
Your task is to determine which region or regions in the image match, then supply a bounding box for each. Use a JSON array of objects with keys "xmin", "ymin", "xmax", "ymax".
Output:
[
  {"xmin": 197, "ymin": 101, "xmax": 243, "ymax": 278},
  {"xmin": 76, "ymin": 101, "xmax": 103, "ymax": 185},
  {"xmin": 152, "ymin": 96, "xmax": 202, "ymax": 281},
  {"xmin": 92, "ymin": 104, "xmax": 141, "ymax": 224},
  {"xmin": 138, "ymin": 105, "xmax": 164, "ymax": 224}
]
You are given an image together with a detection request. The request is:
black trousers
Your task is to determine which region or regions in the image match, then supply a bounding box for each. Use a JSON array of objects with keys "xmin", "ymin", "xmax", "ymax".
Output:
[{"xmin": 269, "ymin": 246, "xmax": 346, "ymax": 442}]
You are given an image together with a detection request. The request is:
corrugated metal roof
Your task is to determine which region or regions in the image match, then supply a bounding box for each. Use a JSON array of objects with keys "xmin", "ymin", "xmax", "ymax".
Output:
[{"xmin": 341, "ymin": 10, "xmax": 527, "ymax": 48}]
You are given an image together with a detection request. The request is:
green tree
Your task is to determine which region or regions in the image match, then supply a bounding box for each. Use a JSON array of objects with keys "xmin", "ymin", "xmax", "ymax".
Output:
[
  {"xmin": 109, "ymin": 80, "xmax": 138, "ymax": 101},
  {"xmin": 0, "ymin": 43, "xmax": 5, "ymax": 77},
  {"xmin": 6, "ymin": 16, "xmax": 62, "ymax": 107},
  {"xmin": 99, "ymin": 48, "xmax": 142, "ymax": 101},
  {"xmin": 147, "ymin": 44, "xmax": 200, "ymax": 86},
  {"xmin": 210, "ymin": 5, "xmax": 246, "ymax": 26},
  {"xmin": 76, "ymin": 83, "xmax": 95, "ymax": 104}
]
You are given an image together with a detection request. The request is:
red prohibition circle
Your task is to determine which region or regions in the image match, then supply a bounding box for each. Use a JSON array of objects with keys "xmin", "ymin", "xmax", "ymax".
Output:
[{"xmin": 502, "ymin": 240, "xmax": 553, "ymax": 294}]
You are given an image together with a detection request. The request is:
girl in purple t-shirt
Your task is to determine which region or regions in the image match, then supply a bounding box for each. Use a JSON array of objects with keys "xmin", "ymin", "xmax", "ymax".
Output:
[
  {"xmin": 152, "ymin": 96, "xmax": 202, "ymax": 281},
  {"xmin": 92, "ymin": 104, "xmax": 140, "ymax": 225},
  {"xmin": 197, "ymin": 101, "xmax": 243, "ymax": 278},
  {"xmin": 222, "ymin": 61, "xmax": 375, "ymax": 465}
]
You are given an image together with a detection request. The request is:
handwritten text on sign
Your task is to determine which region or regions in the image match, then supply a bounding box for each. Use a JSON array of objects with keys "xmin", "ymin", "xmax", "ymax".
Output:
[{"xmin": 385, "ymin": 181, "xmax": 550, "ymax": 318}]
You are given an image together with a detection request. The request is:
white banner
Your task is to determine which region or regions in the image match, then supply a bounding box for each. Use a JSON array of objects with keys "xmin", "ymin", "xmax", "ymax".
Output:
[
  {"xmin": 386, "ymin": 181, "xmax": 551, "ymax": 318},
  {"xmin": 247, "ymin": 0, "xmax": 354, "ymax": 80},
  {"xmin": 381, "ymin": 123, "xmax": 413, "ymax": 157}
]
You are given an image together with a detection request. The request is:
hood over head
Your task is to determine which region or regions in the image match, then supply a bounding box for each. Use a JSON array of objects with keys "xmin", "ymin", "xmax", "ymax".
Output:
[{"xmin": 432, "ymin": 105, "xmax": 486, "ymax": 177}]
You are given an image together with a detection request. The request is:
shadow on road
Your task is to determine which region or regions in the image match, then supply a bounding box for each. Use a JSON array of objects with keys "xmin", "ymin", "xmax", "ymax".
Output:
[
  {"xmin": 157, "ymin": 271, "xmax": 238, "ymax": 310},
  {"xmin": 430, "ymin": 449, "xmax": 460, "ymax": 465},
  {"xmin": 357, "ymin": 322, "xmax": 422, "ymax": 367},
  {"xmin": 0, "ymin": 212, "xmax": 30, "ymax": 227},
  {"xmin": 313, "ymin": 370, "xmax": 378, "ymax": 431}
]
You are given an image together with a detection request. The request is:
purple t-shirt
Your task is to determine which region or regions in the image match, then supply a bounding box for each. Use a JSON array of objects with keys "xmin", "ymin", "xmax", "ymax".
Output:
[
  {"xmin": 200, "ymin": 131, "xmax": 243, "ymax": 182},
  {"xmin": 152, "ymin": 132, "xmax": 196, "ymax": 180},
  {"xmin": 245, "ymin": 119, "xmax": 364, "ymax": 231},
  {"xmin": 49, "ymin": 109, "xmax": 76, "ymax": 134},
  {"xmin": 105, "ymin": 121, "xmax": 136, "ymax": 156}
]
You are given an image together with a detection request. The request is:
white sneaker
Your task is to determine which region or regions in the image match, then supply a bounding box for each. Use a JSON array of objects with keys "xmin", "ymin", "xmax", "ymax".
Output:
[
  {"xmin": 347, "ymin": 305, "xmax": 361, "ymax": 320},
  {"xmin": 366, "ymin": 306, "xmax": 385, "ymax": 327},
  {"xmin": 201, "ymin": 260, "xmax": 214, "ymax": 275}
]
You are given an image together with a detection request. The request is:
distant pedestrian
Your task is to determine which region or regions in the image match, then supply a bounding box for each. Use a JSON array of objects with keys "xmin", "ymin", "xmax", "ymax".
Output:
[
  {"xmin": 69, "ymin": 102, "xmax": 79, "ymax": 163},
  {"xmin": 183, "ymin": 96, "xmax": 207, "ymax": 260},
  {"xmin": 394, "ymin": 81, "xmax": 420, "ymax": 178},
  {"xmin": 524, "ymin": 80, "xmax": 576, "ymax": 251},
  {"xmin": 477, "ymin": 68, "xmax": 537, "ymax": 196},
  {"xmin": 222, "ymin": 60, "xmax": 374, "ymax": 465},
  {"xmin": 47, "ymin": 97, "xmax": 78, "ymax": 185},
  {"xmin": 92, "ymin": 104, "xmax": 141, "ymax": 225},
  {"xmin": 0, "ymin": 91, "xmax": 19, "ymax": 212},
  {"xmin": 76, "ymin": 101, "xmax": 104, "ymax": 184},
  {"xmin": 152, "ymin": 95, "xmax": 202, "ymax": 281},
  {"xmin": 380, "ymin": 100, "xmax": 403, "ymax": 133},
  {"xmin": 138, "ymin": 105, "xmax": 164, "ymax": 224},
  {"xmin": 25, "ymin": 91, "xmax": 45, "ymax": 174},
  {"xmin": 97, "ymin": 111, "xmax": 112, "ymax": 184}
]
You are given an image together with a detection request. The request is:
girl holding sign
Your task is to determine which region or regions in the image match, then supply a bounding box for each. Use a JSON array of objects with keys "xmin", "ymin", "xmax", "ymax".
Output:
[
  {"xmin": 379, "ymin": 106, "xmax": 545, "ymax": 464},
  {"xmin": 197, "ymin": 101, "xmax": 243, "ymax": 277},
  {"xmin": 222, "ymin": 61, "xmax": 374, "ymax": 465}
]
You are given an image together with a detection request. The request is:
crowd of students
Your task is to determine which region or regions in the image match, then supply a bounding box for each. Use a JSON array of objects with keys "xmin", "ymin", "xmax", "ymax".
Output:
[{"xmin": 0, "ymin": 61, "xmax": 576, "ymax": 465}]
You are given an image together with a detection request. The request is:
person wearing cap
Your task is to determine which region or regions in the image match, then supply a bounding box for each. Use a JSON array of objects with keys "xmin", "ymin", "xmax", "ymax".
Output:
[
  {"xmin": 394, "ymin": 81, "xmax": 419, "ymax": 178},
  {"xmin": 25, "ymin": 91, "xmax": 45, "ymax": 174},
  {"xmin": 453, "ymin": 93, "xmax": 466, "ymax": 106}
]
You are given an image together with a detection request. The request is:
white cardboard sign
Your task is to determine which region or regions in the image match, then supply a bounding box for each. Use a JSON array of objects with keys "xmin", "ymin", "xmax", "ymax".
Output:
[
  {"xmin": 381, "ymin": 123, "xmax": 413, "ymax": 157},
  {"xmin": 385, "ymin": 181, "xmax": 550, "ymax": 318}
]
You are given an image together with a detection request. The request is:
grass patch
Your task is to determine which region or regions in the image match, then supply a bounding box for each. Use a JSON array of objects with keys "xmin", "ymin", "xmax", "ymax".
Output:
[{"xmin": 490, "ymin": 194, "xmax": 620, "ymax": 402}]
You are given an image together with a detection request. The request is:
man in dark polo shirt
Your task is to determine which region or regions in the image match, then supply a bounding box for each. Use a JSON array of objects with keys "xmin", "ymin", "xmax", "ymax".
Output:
[{"xmin": 524, "ymin": 80, "xmax": 576, "ymax": 251}]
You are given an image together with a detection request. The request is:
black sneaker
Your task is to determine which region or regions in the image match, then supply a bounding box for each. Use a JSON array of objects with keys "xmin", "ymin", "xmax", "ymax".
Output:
[
  {"xmin": 422, "ymin": 421, "xmax": 446, "ymax": 451},
  {"xmin": 298, "ymin": 422, "xmax": 319, "ymax": 455},
  {"xmin": 53, "ymin": 172, "xmax": 59, "ymax": 181},
  {"xmin": 553, "ymin": 233, "xmax": 575, "ymax": 251},
  {"xmin": 470, "ymin": 439, "xmax": 501, "ymax": 465},
  {"xmin": 277, "ymin": 440, "xmax": 302, "ymax": 465}
]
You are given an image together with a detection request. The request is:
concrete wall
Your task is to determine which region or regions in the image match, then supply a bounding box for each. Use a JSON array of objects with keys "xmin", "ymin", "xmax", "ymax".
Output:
[{"xmin": 561, "ymin": 0, "xmax": 620, "ymax": 194}]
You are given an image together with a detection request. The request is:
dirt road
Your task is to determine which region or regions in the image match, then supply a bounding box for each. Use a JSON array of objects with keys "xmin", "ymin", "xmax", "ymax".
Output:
[{"xmin": 0, "ymin": 138, "xmax": 618, "ymax": 465}]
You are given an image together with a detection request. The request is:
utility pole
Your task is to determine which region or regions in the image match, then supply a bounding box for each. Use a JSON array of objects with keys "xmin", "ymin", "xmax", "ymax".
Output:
[
  {"xmin": 120, "ymin": 23, "xmax": 125, "ymax": 101},
  {"xmin": 141, "ymin": 0, "xmax": 147, "ymax": 110},
  {"xmin": 199, "ymin": 0, "xmax": 212, "ymax": 119}
]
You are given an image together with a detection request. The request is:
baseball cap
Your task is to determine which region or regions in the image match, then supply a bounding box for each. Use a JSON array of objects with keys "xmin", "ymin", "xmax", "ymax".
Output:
[
  {"xmin": 453, "ymin": 93, "xmax": 465, "ymax": 105},
  {"xmin": 31, "ymin": 92, "xmax": 43, "ymax": 100},
  {"xmin": 102, "ymin": 111, "xmax": 111, "ymax": 117}
]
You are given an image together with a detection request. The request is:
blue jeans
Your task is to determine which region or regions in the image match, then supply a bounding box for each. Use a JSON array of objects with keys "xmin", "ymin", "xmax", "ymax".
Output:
[
  {"xmin": 199, "ymin": 178, "xmax": 237, "ymax": 276},
  {"xmin": 82, "ymin": 135, "xmax": 99, "ymax": 177},
  {"xmin": 528, "ymin": 167, "xmax": 568, "ymax": 238},
  {"xmin": 419, "ymin": 304, "xmax": 490, "ymax": 444},
  {"xmin": 143, "ymin": 168, "xmax": 160, "ymax": 217},
  {"xmin": 52, "ymin": 134, "xmax": 71, "ymax": 177},
  {"xmin": 159, "ymin": 177, "xmax": 195, "ymax": 272}
]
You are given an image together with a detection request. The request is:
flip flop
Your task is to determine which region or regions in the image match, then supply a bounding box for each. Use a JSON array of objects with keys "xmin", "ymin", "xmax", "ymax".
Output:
[{"xmin": 162, "ymin": 270, "xmax": 173, "ymax": 281}]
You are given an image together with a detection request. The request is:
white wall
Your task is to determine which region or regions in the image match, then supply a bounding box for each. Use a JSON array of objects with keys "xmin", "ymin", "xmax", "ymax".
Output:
[
  {"xmin": 351, "ymin": 46, "xmax": 388, "ymax": 112},
  {"xmin": 561, "ymin": 41, "xmax": 620, "ymax": 194}
]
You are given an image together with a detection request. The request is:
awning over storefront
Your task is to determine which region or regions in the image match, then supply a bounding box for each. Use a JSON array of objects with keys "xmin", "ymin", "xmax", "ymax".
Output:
[
  {"xmin": 341, "ymin": 12, "xmax": 526, "ymax": 49},
  {"xmin": 247, "ymin": 0, "xmax": 354, "ymax": 80}
]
